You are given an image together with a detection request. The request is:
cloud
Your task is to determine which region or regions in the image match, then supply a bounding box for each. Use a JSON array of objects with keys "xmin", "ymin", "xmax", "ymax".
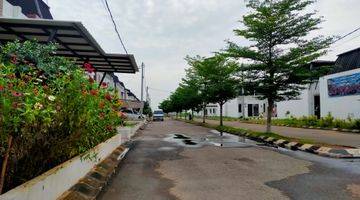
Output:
[{"xmin": 48, "ymin": 0, "xmax": 360, "ymax": 109}]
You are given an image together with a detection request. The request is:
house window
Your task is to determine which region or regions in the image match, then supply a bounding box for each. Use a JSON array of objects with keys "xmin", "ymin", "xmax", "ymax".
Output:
[
  {"xmin": 213, "ymin": 108, "xmax": 216, "ymax": 114},
  {"xmin": 238, "ymin": 104, "xmax": 242, "ymax": 113},
  {"xmin": 263, "ymin": 103, "xmax": 266, "ymax": 113}
]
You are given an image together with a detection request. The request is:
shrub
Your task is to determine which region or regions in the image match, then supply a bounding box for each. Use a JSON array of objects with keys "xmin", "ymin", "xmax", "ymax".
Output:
[
  {"xmin": 0, "ymin": 41, "xmax": 124, "ymax": 192},
  {"xmin": 319, "ymin": 113, "xmax": 334, "ymax": 128}
]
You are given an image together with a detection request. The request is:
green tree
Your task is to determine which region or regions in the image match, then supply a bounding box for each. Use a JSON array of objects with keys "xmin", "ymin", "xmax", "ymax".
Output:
[
  {"xmin": 143, "ymin": 101, "xmax": 152, "ymax": 117},
  {"xmin": 225, "ymin": 0, "xmax": 334, "ymax": 132},
  {"xmin": 185, "ymin": 56, "xmax": 211, "ymax": 123},
  {"xmin": 187, "ymin": 55, "xmax": 238, "ymax": 127},
  {"xmin": 159, "ymin": 99, "xmax": 172, "ymax": 114}
]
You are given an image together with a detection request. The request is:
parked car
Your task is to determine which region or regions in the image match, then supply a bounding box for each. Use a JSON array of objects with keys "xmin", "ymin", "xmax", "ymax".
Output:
[
  {"xmin": 121, "ymin": 109, "xmax": 143, "ymax": 120},
  {"xmin": 153, "ymin": 110, "xmax": 164, "ymax": 121}
]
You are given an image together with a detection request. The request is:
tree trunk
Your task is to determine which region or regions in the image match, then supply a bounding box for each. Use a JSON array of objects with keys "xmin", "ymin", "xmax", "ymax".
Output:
[
  {"xmin": 202, "ymin": 104, "xmax": 206, "ymax": 123},
  {"xmin": 266, "ymin": 99, "xmax": 274, "ymax": 133},
  {"xmin": 0, "ymin": 135, "xmax": 13, "ymax": 194},
  {"xmin": 219, "ymin": 102, "xmax": 223, "ymax": 127}
]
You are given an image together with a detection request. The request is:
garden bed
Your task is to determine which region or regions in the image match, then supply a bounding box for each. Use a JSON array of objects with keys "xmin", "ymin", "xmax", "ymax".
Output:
[{"xmin": 0, "ymin": 121, "xmax": 144, "ymax": 200}]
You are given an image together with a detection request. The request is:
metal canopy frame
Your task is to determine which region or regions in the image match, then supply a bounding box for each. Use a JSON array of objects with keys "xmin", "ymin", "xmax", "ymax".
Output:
[{"xmin": 0, "ymin": 17, "xmax": 138, "ymax": 73}]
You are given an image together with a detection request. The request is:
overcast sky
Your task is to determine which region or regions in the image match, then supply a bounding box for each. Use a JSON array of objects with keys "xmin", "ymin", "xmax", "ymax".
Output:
[{"xmin": 48, "ymin": 0, "xmax": 360, "ymax": 109}]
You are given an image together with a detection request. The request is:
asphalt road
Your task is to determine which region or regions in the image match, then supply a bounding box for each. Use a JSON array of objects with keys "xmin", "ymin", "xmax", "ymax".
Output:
[{"xmin": 98, "ymin": 119, "xmax": 360, "ymax": 200}]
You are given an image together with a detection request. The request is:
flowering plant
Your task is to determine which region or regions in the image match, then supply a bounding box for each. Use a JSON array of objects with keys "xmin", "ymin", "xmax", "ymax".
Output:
[{"xmin": 0, "ymin": 41, "xmax": 124, "ymax": 193}]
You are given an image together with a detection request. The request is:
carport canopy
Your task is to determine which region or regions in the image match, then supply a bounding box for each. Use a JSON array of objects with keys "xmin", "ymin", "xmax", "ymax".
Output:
[{"xmin": 0, "ymin": 17, "xmax": 138, "ymax": 73}]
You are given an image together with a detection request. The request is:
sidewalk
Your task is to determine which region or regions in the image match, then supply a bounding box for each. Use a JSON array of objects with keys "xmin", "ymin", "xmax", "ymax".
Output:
[{"xmin": 194, "ymin": 119, "xmax": 360, "ymax": 148}]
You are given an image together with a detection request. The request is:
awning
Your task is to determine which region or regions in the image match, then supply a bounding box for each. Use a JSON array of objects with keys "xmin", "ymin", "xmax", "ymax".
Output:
[{"xmin": 0, "ymin": 17, "xmax": 138, "ymax": 73}]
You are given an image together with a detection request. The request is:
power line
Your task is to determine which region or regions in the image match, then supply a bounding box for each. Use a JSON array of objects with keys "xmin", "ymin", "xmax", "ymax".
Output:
[
  {"xmin": 331, "ymin": 32, "xmax": 360, "ymax": 49},
  {"xmin": 103, "ymin": 0, "xmax": 129, "ymax": 54},
  {"xmin": 332, "ymin": 26, "xmax": 360, "ymax": 44},
  {"xmin": 148, "ymin": 87, "xmax": 172, "ymax": 93}
]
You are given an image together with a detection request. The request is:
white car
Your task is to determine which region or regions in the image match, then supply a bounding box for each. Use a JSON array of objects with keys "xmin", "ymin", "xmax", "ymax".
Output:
[
  {"xmin": 121, "ymin": 109, "xmax": 143, "ymax": 120},
  {"xmin": 153, "ymin": 110, "xmax": 164, "ymax": 121}
]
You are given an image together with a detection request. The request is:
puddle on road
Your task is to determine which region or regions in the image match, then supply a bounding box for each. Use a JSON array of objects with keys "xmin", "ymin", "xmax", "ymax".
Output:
[
  {"xmin": 173, "ymin": 134, "xmax": 190, "ymax": 140},
  {"xmin": 163, "ymin": 131, "xmax": 255, "ymax": 148},
  {"xmin": 183, "ymin": 139, "xmax": 197, "ymax": 145}
]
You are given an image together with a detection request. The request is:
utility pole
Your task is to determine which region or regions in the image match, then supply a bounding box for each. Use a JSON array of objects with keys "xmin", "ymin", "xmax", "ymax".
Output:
[
  {"xmin": 146, "ymin": 86, "xmax": 151, "ymax": 106},
  {"xmin": 140, "ymin": 62, "xmax": 145, "ymax": 115}
]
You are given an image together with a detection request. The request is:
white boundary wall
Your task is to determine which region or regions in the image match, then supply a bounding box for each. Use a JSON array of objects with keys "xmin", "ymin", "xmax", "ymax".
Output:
[
  {"xmin": 319, "ymin": 68, "xmax": 360, "ymax": 119},
  {"xmin": 0, "ymin": 122, "xmax": 144, "ymax": 200}
]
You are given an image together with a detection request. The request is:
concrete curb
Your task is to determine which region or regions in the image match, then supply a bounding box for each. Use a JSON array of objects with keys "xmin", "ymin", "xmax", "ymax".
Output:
[
  {"xmin": 180, "ymin": 119, "xmax": 360, "ymax": 159},
  {"xmin": 58, "ymin": 146, "xmax": 129, "ymax": 200},
  {"xmin": 258, "ymin": 137, "xmax": 359, "ymax": 159},
  {"xmin": 237, "ymin": 120, "xmax": 360, "ymax": 134}
]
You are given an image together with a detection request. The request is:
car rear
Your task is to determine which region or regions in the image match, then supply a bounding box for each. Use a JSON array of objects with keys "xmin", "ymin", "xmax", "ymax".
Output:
[{"xmin": 153, "ymin": 110, "xmax": 164, "ymax": 121}]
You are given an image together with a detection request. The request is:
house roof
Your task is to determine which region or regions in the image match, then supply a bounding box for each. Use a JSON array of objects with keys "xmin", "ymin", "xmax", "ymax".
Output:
[
  {"xmin": 334, "ymin": 47, "xmax": 360, "ymax": 73},
  {"xmin": 6, "ymin": 0, "xmax": 53, "ymax": 19},
  {"xmin": 0, "ymin": 17, "xmax": 138, "ymax": 73}
]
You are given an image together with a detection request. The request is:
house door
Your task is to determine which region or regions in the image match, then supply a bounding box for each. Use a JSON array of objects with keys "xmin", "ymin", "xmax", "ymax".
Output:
[
  {"xmin": 253, "ymin": 104, "xmax": 259, "ymax": 116},
  {"xmin": 248, "ymin": 104, "xmax": 253, "ymax": 117},
  {"xmin": 314, "ymin": 95, "xmax": 320, "ymax": 119}
]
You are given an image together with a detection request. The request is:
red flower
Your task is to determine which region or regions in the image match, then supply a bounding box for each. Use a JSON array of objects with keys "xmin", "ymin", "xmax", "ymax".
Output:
[
  {"xmin": 33, "ymin": 88, "xmax": 39, "ymax": 96},
  {"xmin": 11, "ymin": 91, "xmax": 23, "ymax": 97},
  {"xmin": 10, "ymin": 54, "xmax": 18, "ymax": 64},
  {"xmin": 105, "ymin": 92, "xmax": 112, "ymax": 101},
  {"xmin": 101, "ymin": 82, "xmax": 108, "ymax": 89},
  {"xmin": 88, "ymin": 77, "xmax": 95, "ymax": 84},
  {"xmin": 12, "ymin": 102, "xmax": 19, "ymax": 109},
  {"xmin": 99, "ymin": 112, "xmax": 105, "ymax": 119},
  {"xmin": 7, "ymin": 83, "xmax": 13, "ymax": 89},
  {"xmin": 117, "ymin": 111, "xmax": 126, "ymax": 118},
  {"xmin": 106, "ymin": 125, "xmax": 113, "ymax": 131},
  {"xmin": 99, "ymin": 101, "xmax": 105, "ymax": 109},
  {"xmin": 83, "ymin": 63, "xmax": 95, "ymax": 73},
  {"xmin": 90, "ymin": 89, "xmax": 98, "ymax": 96},
  {"xmin": 0, "ymin": 85, "xmax": 4, "ymax": 91},
  {"xmin": 43, "ymin": 85, "xmax": 49, "ymax": 91},
  {"xmin": 7, "ymin": 74, "xmax": 16, "ymax": 79}
]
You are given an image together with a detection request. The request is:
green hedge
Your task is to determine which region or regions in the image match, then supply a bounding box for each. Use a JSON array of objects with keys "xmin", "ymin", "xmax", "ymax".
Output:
[{"xmin": 0, "ymin": 41, "xmax": 125, "ymax": 192}]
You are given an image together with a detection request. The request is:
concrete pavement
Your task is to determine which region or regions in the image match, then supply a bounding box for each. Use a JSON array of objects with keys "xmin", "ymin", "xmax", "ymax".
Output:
[
  {"xmin": 98, "ymin": 120, "xmax": 360, "ymax": 200},
  {"xmin": 195, "ymin": 118, "xmax": 360, "ymax": 148}
]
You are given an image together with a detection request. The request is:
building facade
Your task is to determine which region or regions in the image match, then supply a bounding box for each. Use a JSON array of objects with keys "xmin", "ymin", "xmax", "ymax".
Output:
[
  {"xmin": 0, "ymin": 0, "xmax": 52, "ymax": 19},
  {"xmin": 196, "ymin": 96, "xmax": 267, "ymax": 118},
  {"xmin": 277, "ymin": 49, "xmax": 360, "ymax": 119}
]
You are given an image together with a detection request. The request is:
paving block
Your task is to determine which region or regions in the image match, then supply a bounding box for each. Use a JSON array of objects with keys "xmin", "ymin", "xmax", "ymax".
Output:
[
  {"xmin": 58, "ymin": 191, "xmax": 89, "ymax": 200},
  {"xmin": 285, "ymin": 142, "xmax": 300, "ymax": 150},
  {"xmin": 70, "ymin": 182, "xmax": 100, "ymax": 200},
  {"xmin": 274, "ymin": 139, "xmax": 287, "ymax": 146},
  {"xmin": 345, "ymin": 149, "xmax": 360, "ymax": 157},
  {"xmin": 265, "ymin": 137, "xmax": 275, "ymax": 142},
  {"xmin": 80, "ymin": 176, "xmax": 106, "ymax": 190},
  {"xmin": 315, "ymin": 147, "xmax": 332, "ymax": 155},
  {"xmin": 259, "ymin": 136, "xmax": 267, "ymax": 140},
  {"xmin": 327, "ymin": 149, "xmax": 354, "ymax": 158},
  {"xmin": 94, "ymin": 166, "xmax": 114, "ymax": 178},
  {"xmin": 299, "ymin": 144, "xmax": 314, "ymax": 151}
]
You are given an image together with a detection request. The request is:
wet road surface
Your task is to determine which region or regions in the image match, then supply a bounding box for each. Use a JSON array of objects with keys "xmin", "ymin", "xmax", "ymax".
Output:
[{"xmin": 98, "ymin": 120, "xmax": 360, "ymax": 200}]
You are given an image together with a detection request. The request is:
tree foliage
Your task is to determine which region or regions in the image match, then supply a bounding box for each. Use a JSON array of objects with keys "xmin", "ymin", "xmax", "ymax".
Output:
[
  {"xmin": 160, "ymin": 55, "xmax": 237, "ymax": 126},
  {"xmin": 224, "ymin": 0, "xmax": 334, "ymax": 132}
]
